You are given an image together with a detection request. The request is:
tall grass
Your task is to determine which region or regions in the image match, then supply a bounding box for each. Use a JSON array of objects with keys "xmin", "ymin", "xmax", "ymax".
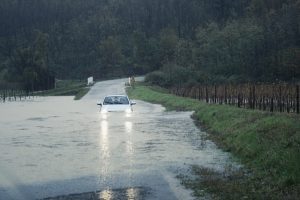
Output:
[{"xmin": 127, "ymin": 83, "xmax": 300, "ymax": 198}]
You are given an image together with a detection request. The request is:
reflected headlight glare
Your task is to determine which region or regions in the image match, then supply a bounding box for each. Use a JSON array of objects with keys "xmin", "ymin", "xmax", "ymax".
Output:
[
  {"xmin": 101, "ymin": 109, "xmax": 108, "ymax": 114},
  {"xmin": 125, "ymin": 108, "xmax": 132, "ymax": 113}
]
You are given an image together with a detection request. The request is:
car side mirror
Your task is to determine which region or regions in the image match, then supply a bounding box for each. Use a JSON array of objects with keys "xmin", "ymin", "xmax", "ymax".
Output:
[
  {"xmin": 130, "ymin": 101, "xmax": 136, "ymax": 105},
  {"xmin": 97, "ymin": 103, "xmax": 102, "ymax": 106}
]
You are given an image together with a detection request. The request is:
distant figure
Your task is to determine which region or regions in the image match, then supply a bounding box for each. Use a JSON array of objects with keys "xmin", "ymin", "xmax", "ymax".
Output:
[
  {"xmin": 87, "ymin": 76, "xmax": 94, "ymax": 86},
  {"xmin": 129, "ymin": 76, "xmax": 135, "ymax": 88}
]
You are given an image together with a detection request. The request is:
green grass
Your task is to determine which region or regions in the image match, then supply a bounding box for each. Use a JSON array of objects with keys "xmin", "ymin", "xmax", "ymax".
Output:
[
  {"xmin": 36, "ymin": 80, "xmax": 91, "ymax": 100},
  {"xmin": 127, "ymin": 83, "xmax": 300, "ymax": 199}
]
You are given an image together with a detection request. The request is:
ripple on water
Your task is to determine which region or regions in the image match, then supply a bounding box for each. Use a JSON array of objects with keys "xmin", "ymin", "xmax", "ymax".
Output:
[
  {"xmin": 76, "ymin": 142, "xmax": 93, "ymax": 147},
  {"xmin": 27, "ymin": 117, "xmax": 47, "ymax": 121}
]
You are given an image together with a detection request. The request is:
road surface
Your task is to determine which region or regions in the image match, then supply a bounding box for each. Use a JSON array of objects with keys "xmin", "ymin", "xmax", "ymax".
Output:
[{"xmin": 0, "ymin": 78, "xmax": 235, "ymax": 199}]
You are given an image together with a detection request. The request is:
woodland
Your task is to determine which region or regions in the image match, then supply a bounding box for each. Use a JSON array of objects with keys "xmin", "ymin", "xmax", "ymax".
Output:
[{"xmin": 0, "ymin": 0, "xmax": 299, "ymax": 90}]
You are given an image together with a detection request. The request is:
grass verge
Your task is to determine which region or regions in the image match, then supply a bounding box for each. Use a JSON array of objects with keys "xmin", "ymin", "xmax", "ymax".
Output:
[
  {"xmin": 36, "ymin": 80, "xmax": 91, "ymax": 100},
  {"xmin": 127, "ymin": 83, "xmax": 300, "ymax": 199}
]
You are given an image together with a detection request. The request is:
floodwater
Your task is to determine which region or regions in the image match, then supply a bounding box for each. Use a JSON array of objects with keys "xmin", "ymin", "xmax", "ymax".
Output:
[{"xmin": 0, "ymin": 78, "xmax": 237, "ymax": 200}]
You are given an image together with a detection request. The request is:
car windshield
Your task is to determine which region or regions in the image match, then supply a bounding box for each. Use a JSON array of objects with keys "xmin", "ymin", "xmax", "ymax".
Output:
[{"xmin": 103, "ymin": 96, "xmax": 129, "ymax": 105}]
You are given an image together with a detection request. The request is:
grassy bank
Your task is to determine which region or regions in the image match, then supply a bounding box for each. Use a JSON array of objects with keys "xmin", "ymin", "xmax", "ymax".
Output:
[
  {"xmin": 36, "ymin": 80, "xmax": 91, "ymax": 100},
  {"xmin": 127, "ymin": 83, "xmax": 300, "ymax": 199}
]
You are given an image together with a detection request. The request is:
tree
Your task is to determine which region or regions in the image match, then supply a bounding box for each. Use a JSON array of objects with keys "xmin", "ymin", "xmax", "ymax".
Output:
[
  {"xmin": 98, "ymin": 36, "xmax": 125, "ymax": 77},
  {"xmin": 5, "ymin": 30, "xmax": 54, "ymax": 91},
  {"xmin": 0, "ymin": 0, "xmax": 299, "ymax": 84},
  {"xmin": 159, "ymin": 28, "xmax": 178, "ymax": 63},
  {"xmin": 175, "ymin": 39, "xmax": 194, "ymax": 69}
]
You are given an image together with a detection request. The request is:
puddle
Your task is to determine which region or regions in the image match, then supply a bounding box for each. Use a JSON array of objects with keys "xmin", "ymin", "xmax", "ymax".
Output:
[{"xmin": 0, "ymin": 79, "xmax": 238, "ymax": 200}]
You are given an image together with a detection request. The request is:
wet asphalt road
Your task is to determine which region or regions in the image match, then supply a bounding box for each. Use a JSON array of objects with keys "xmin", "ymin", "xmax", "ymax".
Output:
[{"xmin": 0, "ymin": 78, "xmax": 235, "ymax": 200}]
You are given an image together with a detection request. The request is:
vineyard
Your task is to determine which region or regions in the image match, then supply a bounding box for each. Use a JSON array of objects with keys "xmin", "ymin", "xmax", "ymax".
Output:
[
  {"xmin": 0, "ymin": 82, "xmax": 32, "ymax": 102},
  {"xmin": 0, "ymin": 90, "xmax": 35, "ymax": 102},
  {"xmin": 170, "ymin": 83, "xmax": 300, "ymax": 114}
]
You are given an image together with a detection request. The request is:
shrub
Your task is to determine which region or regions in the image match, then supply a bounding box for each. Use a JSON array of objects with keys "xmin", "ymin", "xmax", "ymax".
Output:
[{"xmin": 145, "ymin": 71, "xmax": 168, "ymax": 86}]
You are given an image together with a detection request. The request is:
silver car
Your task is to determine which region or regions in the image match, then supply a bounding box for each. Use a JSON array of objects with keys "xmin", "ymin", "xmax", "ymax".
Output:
[{"xmin": 97, "ymin": 95, "xmax": 136, "ymax": 113}]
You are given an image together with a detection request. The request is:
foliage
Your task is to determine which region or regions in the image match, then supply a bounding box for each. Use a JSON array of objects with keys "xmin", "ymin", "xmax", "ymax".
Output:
[
  {"xmin": 0, "ymin": 0, "xmax": 299, "ymax": 87},
  {"xmin": 145, "ymin": 71, "xmax": 168, "ymax": 87},
  {"xmin": 98, "ymin": 36, "xmax": 125, "ymax": 77},
  {"xmin": 2, "ymin": 31, "xmax": 54, "ymax": 91}
]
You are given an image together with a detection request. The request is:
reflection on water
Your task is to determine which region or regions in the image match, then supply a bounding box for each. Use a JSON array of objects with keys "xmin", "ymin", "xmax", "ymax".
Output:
[
  {"xmin": 125, "ymin": 121, "xmax": 134, "ymax": 156},
  {"xmin": 126, "ymin": 140, "xmax": 134, "ymax": 155},
  {"xmin": 125, "ymin": 121, "xmax": 133, "ymax": 133},
  {"xmin": 99, "ymin": 189, "xmax": 113, "ymax": 200},
  {"xmin": 102, "ymin": 114, "xmax": 108, "ymax": 120},
  {"xmin": 98, "ymin": 188, "xmax": 141, "ymax": 200},
  {"xmin": 126, "ymin": 188, "xmax": 139, "ymax": 199},
  {"xmin": 100, "ymin": 118, "xmax": 135, "ymax": 166},
  {"xmin": 100, "ymin": 120, "xmax": 110, "ymax": 176},
  {"xmin": 100, "ymin": 120, "xmax": 109, "ymax": 158}
]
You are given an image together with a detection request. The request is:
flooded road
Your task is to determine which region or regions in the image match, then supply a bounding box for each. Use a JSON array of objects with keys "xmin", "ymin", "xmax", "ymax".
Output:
[{"xmin": 0, "ymin": 78, "xmax": 236, "ymax": 200}]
